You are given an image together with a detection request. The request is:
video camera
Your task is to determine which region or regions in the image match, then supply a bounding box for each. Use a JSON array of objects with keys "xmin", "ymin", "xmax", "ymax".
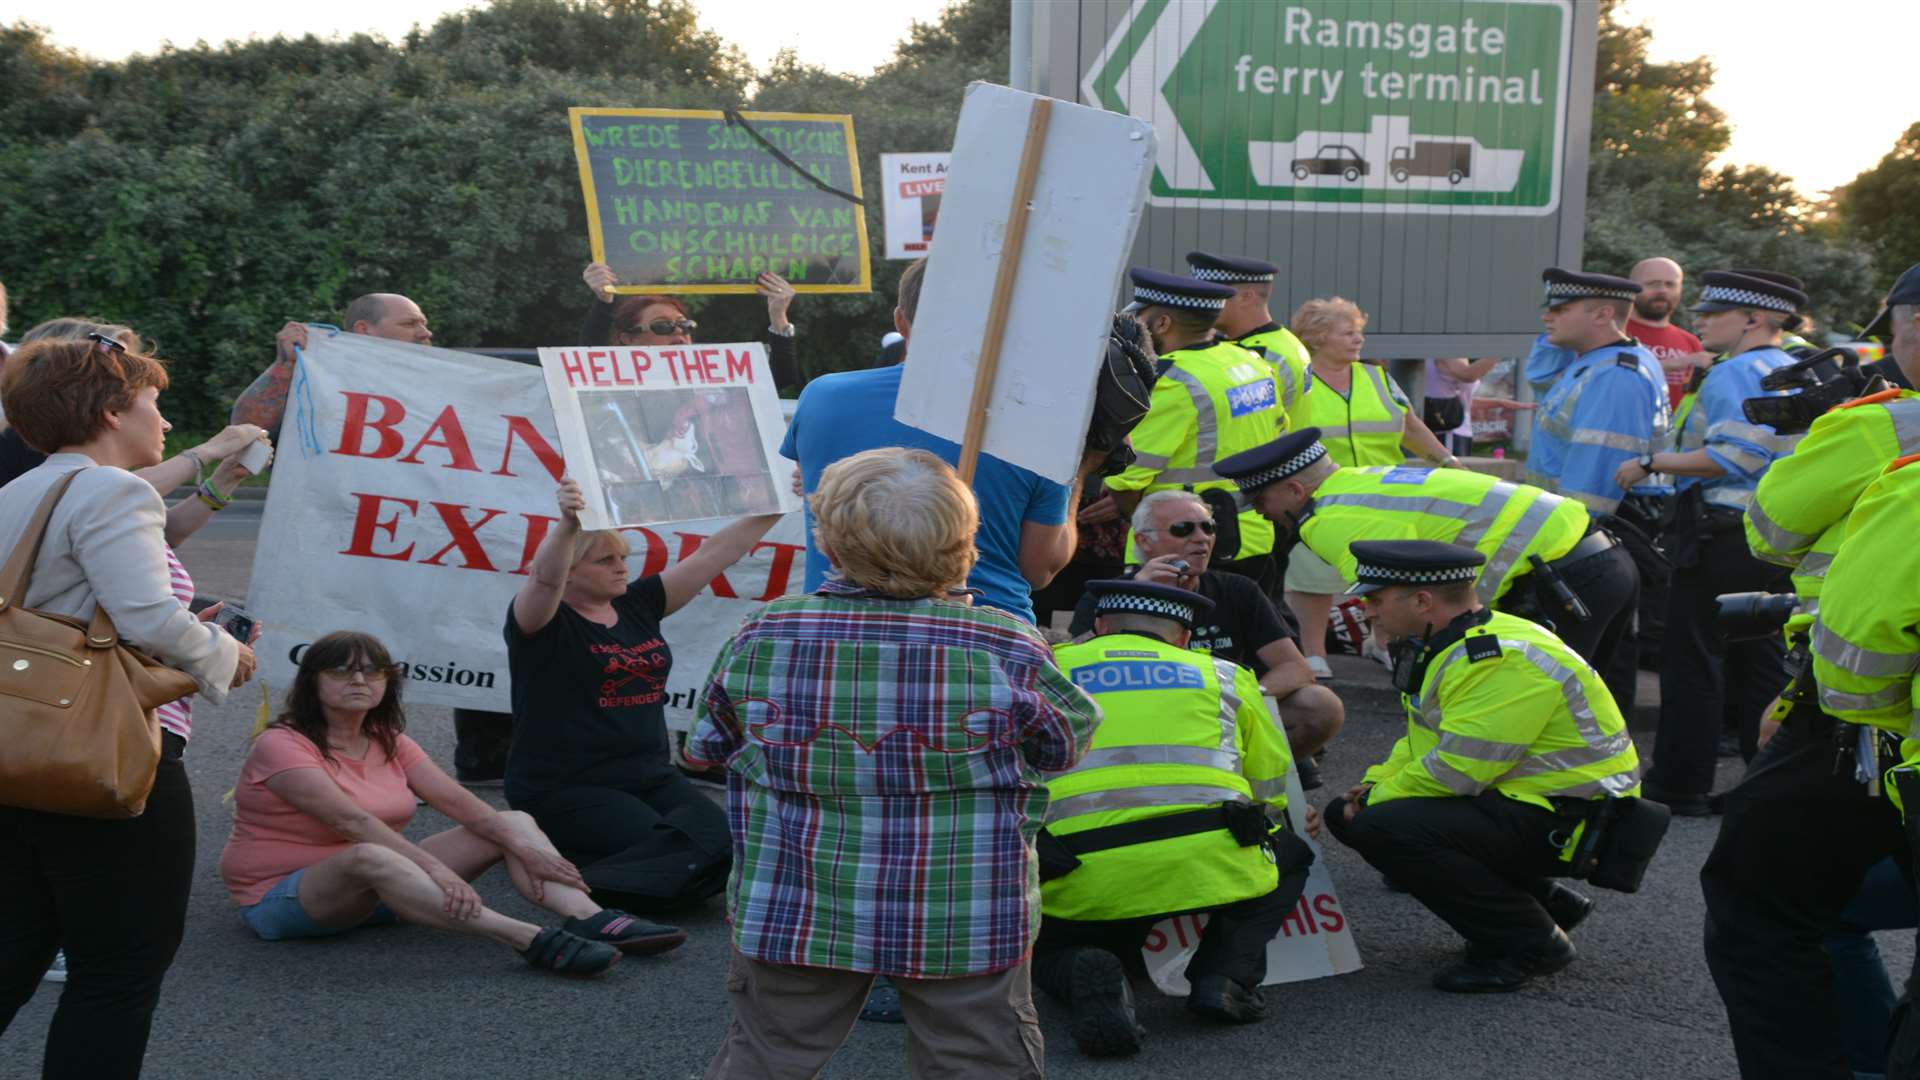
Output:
[
  {"xmin": 1086, "ymin": 313, "xmax": 1161, "ymax": 477},
  {"xmin": 1716, "ymin": 591, "xmax": 1800, "ymax": 642},
  {"xmin": 1742, "ymin": 347, "xmax": 1888, "ymax": 436}
]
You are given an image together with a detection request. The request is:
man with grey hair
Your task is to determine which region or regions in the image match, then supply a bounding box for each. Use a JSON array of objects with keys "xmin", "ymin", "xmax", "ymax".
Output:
[{"xmin": 1069, "ymin": 488, "xmax": 1344, "ymax": 786}]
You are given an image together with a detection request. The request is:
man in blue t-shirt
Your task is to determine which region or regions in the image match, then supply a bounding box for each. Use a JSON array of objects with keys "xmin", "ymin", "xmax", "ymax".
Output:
[{"xmin": 782, "ymin": 259, "xmax": 1105, "ymax": 624}]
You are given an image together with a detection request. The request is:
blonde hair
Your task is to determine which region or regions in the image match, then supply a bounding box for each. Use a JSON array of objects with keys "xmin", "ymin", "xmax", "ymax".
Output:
[
  {"xmin": 570, "ymin": 528, "xmax": 631, "ymax": 566},
  {"xmin": 1290, "ymin": 297, "xmax": 1368, "ymax": 355},
  {"xmin": 812, "ymin": 448, "xmax": 979, "ymax": 598}
]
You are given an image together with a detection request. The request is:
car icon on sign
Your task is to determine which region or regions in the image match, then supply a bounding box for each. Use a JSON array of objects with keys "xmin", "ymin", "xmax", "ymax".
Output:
[{"xmin": 1291, "ymin": 145, "xmax": 1369, "ymax": 182}]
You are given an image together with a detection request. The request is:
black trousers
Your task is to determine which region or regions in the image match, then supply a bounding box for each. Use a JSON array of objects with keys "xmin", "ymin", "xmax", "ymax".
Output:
[
  {"xmin": 452, "ymin": 708, "xmax": 513, "ymax": 779},
  {"xmin": 1502, "ymin": 542, "xmax": 1640, "ymax": 715},
  {"xmin": 1649, "ymin": 526, "xmax": 1791, "ymax": 797},
  {"xmin": 1701, "ymin": 709, "xmax": 1920, "ymax": 1080},
  {"xmin": 1327, "ymin": 791, "xmax": 1583, "ymax": 954},
  {"xmin": 1032, "ymin": 831, "xmax": 1313, "ymax": 995},
  {"xmin": 0, "ymin": 737, "xmax": 196, "ymax": 1080},
  {"xmin": 513, "ymin": 774, "xmax": 731, "ymax": 913}
]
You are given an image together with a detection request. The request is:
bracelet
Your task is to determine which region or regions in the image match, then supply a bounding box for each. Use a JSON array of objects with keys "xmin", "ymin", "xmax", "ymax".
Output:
[
  {"xmin": 180, "ymin": 448, "xmax": 206, "ymax": 484},
  {"xmin": 195, "ymin": 479, "xmax": 232, "ymax": 512}
]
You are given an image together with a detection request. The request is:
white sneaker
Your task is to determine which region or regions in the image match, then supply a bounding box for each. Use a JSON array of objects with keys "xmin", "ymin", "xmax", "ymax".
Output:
[
  {"xmin": 1307, "ymin": 655, "xmax": 1334, "ymax": 681},
  {"xmin": 1362, "ymin": 639, "xmax": 1393, "ymax": 668},
  {"xmin": 42, "ymin": 950, "xmax": 66, "ymax": 984}
]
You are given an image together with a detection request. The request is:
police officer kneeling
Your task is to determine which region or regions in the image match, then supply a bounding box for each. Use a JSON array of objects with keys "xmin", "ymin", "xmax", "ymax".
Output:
[
  {"xmin": 1325, "ymin": 541, "xmax": 1656, "ymax": 993},
  {"xmin": 1038, "ymin": 579, "xmax": 1313, "ymax": 1057}
]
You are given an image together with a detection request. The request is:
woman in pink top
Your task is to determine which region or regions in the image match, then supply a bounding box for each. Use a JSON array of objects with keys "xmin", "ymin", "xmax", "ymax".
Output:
[{"xmin": 221, "ymin": 631, "xmax": 686, "ymax": 977}]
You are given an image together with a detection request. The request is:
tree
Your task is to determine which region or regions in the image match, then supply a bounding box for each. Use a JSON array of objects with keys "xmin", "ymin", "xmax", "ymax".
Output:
[{"xmin": 1833, "ymin": 123, "xmax": 1920, "ymax": 297}]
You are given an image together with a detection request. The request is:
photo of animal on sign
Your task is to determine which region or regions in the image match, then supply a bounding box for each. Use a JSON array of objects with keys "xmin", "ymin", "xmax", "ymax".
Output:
[{"xmin": 537, "ymin": 342, "xmax": 801, "ymax": 530}]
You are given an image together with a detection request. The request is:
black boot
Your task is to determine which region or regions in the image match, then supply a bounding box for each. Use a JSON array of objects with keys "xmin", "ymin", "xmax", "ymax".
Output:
[
  {"xmin": 1433, "ymin": 928, "xmax": 1576, "ymax": 993},
  {"xmin": 1296, "ymin": 755, "xmax": 1324, "ymax": 791},
  {"xmin": 1186, "ymin": 974, "xmax": 1267, "ymax": 1023},
  {"xmin": 1542, "ymin": 882, "xmax": 1595, "ymax": 933},
  {"xmin": 1061, "ymin": 949, "xmax": 1143, "ymax": 1057}
]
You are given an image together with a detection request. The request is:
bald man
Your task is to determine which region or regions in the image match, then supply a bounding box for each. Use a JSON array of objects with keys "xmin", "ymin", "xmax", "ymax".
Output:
[
  {"xmin": 1627, "ymin": 258, "xmax": 1710, "ymax": 410},
  {"xmin": 232, "ymin": 292, "xmax": 435, "ymax": 433}
]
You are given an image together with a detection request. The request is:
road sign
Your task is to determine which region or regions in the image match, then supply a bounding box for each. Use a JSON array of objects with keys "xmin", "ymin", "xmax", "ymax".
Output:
[{"xmin": 1029, "ymin": 0, "xmax": 1599, "ymax": 358}]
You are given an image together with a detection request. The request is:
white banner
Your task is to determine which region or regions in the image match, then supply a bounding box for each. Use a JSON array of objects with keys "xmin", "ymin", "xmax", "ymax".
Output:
[
  {"xmin": 880, "ymin": 151, "xmax": 948, "ymax": 259},
  {"xmin": 1143, "ymin": 707, "xmax": 1364, "ymax": 993},
  {"xmin": 250, "ymin": 328, "xmax": 807, "ymax": 720}
]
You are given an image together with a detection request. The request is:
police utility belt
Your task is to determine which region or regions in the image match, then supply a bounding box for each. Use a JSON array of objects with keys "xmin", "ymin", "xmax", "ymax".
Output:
[
  {"xmin": 1556, "ymin": 795, "xmax": 1671, "ymax": 894},
  {"xmin": 1036, "ymin": 801, "xmax": 1281, "ymax": 883},
  {"xmin": 1780, "ymin": 636, "xmax": 1904, "ymax": 797},
  {"xmin": 1503, "ymin": 527, "xmax": 1616, "ymax": 627}
]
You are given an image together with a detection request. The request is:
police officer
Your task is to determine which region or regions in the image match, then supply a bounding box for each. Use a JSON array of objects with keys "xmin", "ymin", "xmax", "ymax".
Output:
[
  {"xmin": 1186, "ymin": 250, "xmax": 1312, "ymax": 416},
  {"xmin": 1214, "ymin": 430, "xmax": 1642, "ymax": 712},
  {"xmin": 1038, "ymin": 579, "xmax": 1313, "ymax": 1056},
  {"xmin": 1611, "ymin": 271, "xmax": 1806, "ymax": 814},
  {"xmin": 1527, "ymin": 267, "xmax": 1672, "ymax": 514},
  {"xmin": 1703, "ymin": 458, "xmax": 1920, "ymax": 1079},
  {"xmin": 1324, "ymin": 541, "xmax": 1642, "ymax": 993},
  {"xmin": 1103, "ymin": 268, "xmax": 1287, "ymax": 595},
  {"xmin": 1862, "ymin": 262, "xmax": 1920, "ymax": 389}
]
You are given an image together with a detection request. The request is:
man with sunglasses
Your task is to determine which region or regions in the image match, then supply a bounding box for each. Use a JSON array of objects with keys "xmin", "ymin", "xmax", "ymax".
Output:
[{"xmin": 1067, "ymin": 490, "xmax": 1344, "ymax": 786}]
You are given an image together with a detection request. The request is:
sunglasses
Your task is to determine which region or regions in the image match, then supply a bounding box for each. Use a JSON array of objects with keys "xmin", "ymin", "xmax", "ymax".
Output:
[
  {"xmin": 1165, "ymin": 519, "xmax": 1216, "ymax": 538},
  {"xmin": 622, "ymin": 318, "xmax": 698, "ymax": 337},
  {"xmin": 320, "ymin": 663, "xmax": 392, "ymax": 680},
  {"xmin": 87, "ymin": 332, "xmax": 126, "ymax": 354}
]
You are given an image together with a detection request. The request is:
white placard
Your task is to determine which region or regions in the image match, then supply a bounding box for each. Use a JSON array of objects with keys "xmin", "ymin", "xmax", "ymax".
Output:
[
  {"xmin": 249, "ymin": 329, "xmax": 806, "ymax": 719},
  {"xmin": 893, "ymin": 82, "xmax": 1156, "ymax": 485},
  {"xmin": 880, "ymin": 151, "xmax": 949, "ymax": 260},
  {"xmin": 535, "ymin": 343, "xmax": 801, "ymax": 531}
]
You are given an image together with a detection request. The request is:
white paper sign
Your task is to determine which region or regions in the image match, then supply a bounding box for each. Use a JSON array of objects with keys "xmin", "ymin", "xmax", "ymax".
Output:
[
  {"xmin": 880, "ymin": 151, "xmax": 949, "ymax": 260},
  {"xmin": 893, "ymin": 82, "xmax": 1156, "ymax": 485},
  {"xmin": 1143, "ymin": 703, "xmax": 1364, "ymax": 993},
  {"xmin": 249, "ymin": 329, "xmax": 806, "ymax": 719}
]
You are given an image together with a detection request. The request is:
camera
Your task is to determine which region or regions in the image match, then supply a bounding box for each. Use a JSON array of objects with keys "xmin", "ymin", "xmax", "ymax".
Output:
[
  {"xmin": 1087, "ymin": 313, "xmax": 1161, "ymax": 477},
  {"xmin": 1716, "ymin": 591, "xmax": 1799, "ymax": 642},
  {"xmin": 1743, "ymin": 348, "xmax": 1887, "ymax": 436}
]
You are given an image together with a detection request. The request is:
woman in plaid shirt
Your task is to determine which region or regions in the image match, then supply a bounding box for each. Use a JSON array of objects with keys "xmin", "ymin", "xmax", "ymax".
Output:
[{"xmin": 690, "ymin": 447, "xmax": 1103, "ymax": 1078}]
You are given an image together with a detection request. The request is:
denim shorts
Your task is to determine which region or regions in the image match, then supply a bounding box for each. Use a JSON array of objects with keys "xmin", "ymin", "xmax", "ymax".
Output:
[{"xmin": 239, "ymin": 868, "xmax": 399, "ymax": 941}]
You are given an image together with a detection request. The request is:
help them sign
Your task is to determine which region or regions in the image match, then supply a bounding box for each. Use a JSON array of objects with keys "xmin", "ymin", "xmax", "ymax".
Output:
[{"xmin": 1082, "ymin": 0, "xmax": 1572, "ymax": 214}]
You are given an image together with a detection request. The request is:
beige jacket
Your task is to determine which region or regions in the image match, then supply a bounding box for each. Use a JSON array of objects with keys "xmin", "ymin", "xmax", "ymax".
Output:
[{"xmin": 0, "ymin": 453, "xmax": 238, "ymax": 702}]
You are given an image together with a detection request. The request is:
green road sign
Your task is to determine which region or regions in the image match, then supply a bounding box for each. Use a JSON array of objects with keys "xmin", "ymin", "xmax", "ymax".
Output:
[{"xmin": 1084, "ymin": 0, "xmax": 1572, "ymax": 214}]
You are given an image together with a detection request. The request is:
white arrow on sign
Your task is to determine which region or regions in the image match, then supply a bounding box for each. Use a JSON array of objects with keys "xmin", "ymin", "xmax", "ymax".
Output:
[{"xmin": 1081, "ymin": 0, "xmax": 1218, "ymax": 194}]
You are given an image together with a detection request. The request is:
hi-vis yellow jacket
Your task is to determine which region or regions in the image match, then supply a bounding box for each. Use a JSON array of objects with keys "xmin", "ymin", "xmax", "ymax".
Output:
[
  {"xmin": 1043, "ymin": 633, "xmax": 1290, "ymax": 922},
  {"xmin": 1233, "ymin": 324, "xmax": 1314, "ymax": 419},
  {"xmin": 1811, "ymin": 456, "xmax": 1920, "ymax": 766},
  {"xmin": 1290, "ymin": 361, "xmax": 1411, "ymax": 468}
]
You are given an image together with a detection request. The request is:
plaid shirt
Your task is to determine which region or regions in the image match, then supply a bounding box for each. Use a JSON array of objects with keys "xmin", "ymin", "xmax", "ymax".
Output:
[{"xmin": 687, "ymin": 580, "xmax": 1099, "ymax": 977}]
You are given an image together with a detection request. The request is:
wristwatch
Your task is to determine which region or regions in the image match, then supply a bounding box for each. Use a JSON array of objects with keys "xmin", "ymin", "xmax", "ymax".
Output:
[{"xmin": 1637, "ymin": 453, "xmax": 1656, "ymax": 473}]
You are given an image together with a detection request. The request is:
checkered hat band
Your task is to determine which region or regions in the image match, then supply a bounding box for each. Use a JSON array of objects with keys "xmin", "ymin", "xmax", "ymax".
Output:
[
  {"xmin": 1233, "ymin": 441, "xmax": 1327, "ymax": 490},
  {"xmin": 1133, "ymin": 286, "xmax": 1227, "ymax": 311},
  {"xmin": 1093, "ymin": 594, "xmax": 1197, "ymax": 622},
  {"xmin": 1190, "ymin": 266, "xmax": 1273, "ymax": 284},
  {"xmin": 1353, "ymin": 563, "xmax": 1479, "ymax": 586},
  {"xmin": 1700, "ymin": 285, "xmax": 1796, "ymax": 313},
  {"xmin": 1543, "ymin": 281, "xmax": 1636, "ymax": 302}
]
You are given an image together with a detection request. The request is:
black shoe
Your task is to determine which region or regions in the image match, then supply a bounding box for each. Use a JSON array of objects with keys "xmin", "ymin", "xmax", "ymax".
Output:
[
  {"xmin": 1433, "ymin": 929, "xmax": 1575, "ymax": 993},
  {"xmin": 1296, "ymin": 756, "xmax": 1324, "ymax": 791},
  {"xmin": 1641, "ymin": 782, "xmax": 1714, "ymax": 818},
  {"xmin": 1063, "ymin": 950, "xmax": 1143, "ymax": 1057},
  {"xmin": 1542, "ymin": 883, "xmax": 1594, "ymax": 933},
  {"xmin": 1186, "ymin": 974, "xmax": 1267, "ymax": 1023}
]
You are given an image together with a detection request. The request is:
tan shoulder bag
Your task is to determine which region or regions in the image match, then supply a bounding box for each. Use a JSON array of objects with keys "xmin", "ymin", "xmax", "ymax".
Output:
[{"xmin": 0, "ymin": 469, "xmax": 200, "ymax": 817}]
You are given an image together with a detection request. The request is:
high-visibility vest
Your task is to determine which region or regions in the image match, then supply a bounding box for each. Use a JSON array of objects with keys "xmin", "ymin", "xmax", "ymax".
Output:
[
  {"xmin": 1044, "ymin": 634, "xmax": 1290, "ymax": 922},
  {"xmin": 1364, "ymin": 610, "xmax": 1641, "ymax": 812},
  {"xmin": 1105, "ymin": 340, "xmax": 1285, "ymax": 559},
  {"xmin": 1290, "ymin": 361, "xmax": 1411, "ymax": 467},
  {"xmin": 1233, "ymin": 324, "xmax": 1313, "ymax": 423},
  {"xmin": 1746, "ymin": 390, "xmax": 1920, "ymax": 632},
  {"xmin": 1298, "ymin": 465, "xmax": 1590, "ymax": 605}
]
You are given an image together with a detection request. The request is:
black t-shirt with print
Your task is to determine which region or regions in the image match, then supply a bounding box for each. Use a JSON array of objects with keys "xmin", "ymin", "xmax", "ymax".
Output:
[
  {"xmin": 503, "ymin": 575, "xmax": 674, "ymax": 803},
  {"xmin": 1068, "ymin": 567, "xmax": 1295, "ymax": 674}
]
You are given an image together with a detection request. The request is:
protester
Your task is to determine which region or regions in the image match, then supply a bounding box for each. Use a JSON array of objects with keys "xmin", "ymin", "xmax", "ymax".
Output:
[
  {"xmin": 220, "ymin": 631, "xmax": 679, "ymax": 975},
  {"xmin": 0, "ymin": 335, "xmax": 255, "ymax": 1080},
  {"xmin": 1032, "ymin": 485, "xmax": 1129, "ymax": 630},
  {"xmin": 689, "ymin": 447, "xmax": 1100, "ymax": 1078},
  {"xmin": 1626, "ymin": 257, "xmax": 1710, "ymax": 410},
  {"xmin": 1422, "ymin": 357, "xmax": 1507, "ymax": 457},
  {"xmin": 581, "ymin": 261, "xmax": 801, "ymax": 389},
  {"xmin": 505, "ymin": 476, "xmax": 778, "ymax": 914}
]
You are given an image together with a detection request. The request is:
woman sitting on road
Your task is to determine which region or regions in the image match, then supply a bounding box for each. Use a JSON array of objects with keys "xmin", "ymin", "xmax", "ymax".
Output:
[
  {"xmin": 220, "ymin": 631, "xmax": 683, "ymax": 977},
  {"xmin": 505, "ymin": 476, "xmax": 780, "ymax": 914}
]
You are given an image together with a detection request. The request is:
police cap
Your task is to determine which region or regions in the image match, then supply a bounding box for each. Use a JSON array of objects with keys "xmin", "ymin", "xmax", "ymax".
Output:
[
  {"xmin": 1541, "ymin": 267, "xmax": 1642, "ymax": 309},
  {"xmin": 1185, "ymin": 251, "xmax": 1277, "ymax": 285},
  {"xmin": 1212, "ymin": 429, "xmax": 1329, "ymax": 493},
  {"xmin": 1346, "ymin": 540, "xmax": 1487, "ymax": 596},
  {"xmin": 1864, "ymin": 263, "xmax": 1920, "ymax": 340},
  {"xmin": 1124, "ymin": 268, "xmax": 1238, "ymax": 315},
  {"xmin": 1085, "ymin": 578, "xmax": 1215, "ymax": 630},
  {"xmin": 1691, "ymin": 270, "xmax": 1810, "ymax": 320}
]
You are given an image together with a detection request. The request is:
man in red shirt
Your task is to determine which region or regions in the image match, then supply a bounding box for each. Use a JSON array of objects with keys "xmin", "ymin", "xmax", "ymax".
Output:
[{"xmin": 1627, "ymin": 257, "xmax": 1712, "ymax": 410}]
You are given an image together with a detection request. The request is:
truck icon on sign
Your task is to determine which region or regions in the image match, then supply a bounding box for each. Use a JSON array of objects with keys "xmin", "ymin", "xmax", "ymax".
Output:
[{"xmin": 1390, "ymin": 141, "xmax": 1471, "ymax": 184}]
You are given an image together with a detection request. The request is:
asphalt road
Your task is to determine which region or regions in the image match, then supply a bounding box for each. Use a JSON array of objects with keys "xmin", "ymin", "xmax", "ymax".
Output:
[{"xmin": 1, "ymin": 508, "xmax": 1888, "ymax": 1079}]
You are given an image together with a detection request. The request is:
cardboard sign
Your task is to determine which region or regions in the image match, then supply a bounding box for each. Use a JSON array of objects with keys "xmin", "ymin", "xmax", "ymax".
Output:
[
  {"xmin": 1143, "ymin": 705, "xmax": 1364, "ymax": 993},
  {"xmin": 568, "ymin": 107, "xmax": 871, "ymax": 294},
  {"xmin": 536, "ymin": 343, "xmax": 801, "ymax": 531},
  {"xmin": 893, "ymin": 82, "xmax": 1155, "ymax": 486},
  {"xmin": 880, "ymin": 152, "xmax": 949, "ymax": 259},
  {"xmin": 248, "ymin": 329, "xmax": 807, "ymax": 717}
]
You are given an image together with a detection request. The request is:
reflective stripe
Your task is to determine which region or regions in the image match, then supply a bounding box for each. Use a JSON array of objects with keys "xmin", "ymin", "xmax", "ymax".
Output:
[
  {"xmin": 1349, "ymin": 420, "xmax": 1406, "ymax": 434},
  {"xmin": 1813, "ymin": 621, "xmax": 1920, "ymax": 678},
  {"xmin": 1163, "ymin": 367, "xmax": 1218, "ymax": 470},
  {"xmin": 1891, "ymin": 400, "xmax": 1920, "ymax": 451},
  {"xmin": 1819, "ymin": 683, "xmax": 1912, "ymax": 713},
  {"xmin": 1478, "ymin": 495, "xmax": 1563, "ymax": 605},
  {"xmin": 1046, "ymin": 783, "xmax": 1249, "ymax": 822},
  {"xmin": 1249, "ymin": 776, "xmax": 1288, "ymax": 801},
  {"xmin": 1067, "ymin": 745, "xmax": 1242, "ymax": 775},
  {"xmin": 1570, "ymin": 428, "xmax": 1648, "ymax": 453},
  {"xmin": 1417, "ymin": 750, "xmax": 1487, "ymax": 795},
  {"xmin": 1131, "ymin": 450, "xmax": 1170, "ymax": 469},
  {"xmin": 1453, "ymin": 481, "xmax": 1521, "ymax": 551},
  {"xmin": 1558, "ymin": 769, "xmax": 1642, "ymax": 798},
  {"xmin": 1317, "ymin": 423, "xmax": 1352, "ymax": 440},
  {"xmin": 1746, "ymin": 496, "xmax": 1815, "ymax": 554},
  {"xmin": 1269, "ymin": 355, "xmax": 1302, "ymax": 409},
  {"xmin": 1363, "ymin": 365, "xmax": 1407, "ymax": 421},
  {"xmin": 1506, "ymin": 640, "xmax": 1607, "ymax": 742},
  {"xmin": 1434, "ymin": 732, "xmax": 1533, "ymax": 763},
  {"xmin": 1704, "ymin": 487, "xmax": 1755, "ymax": 511},
  {"xmin": 1316, "ymin": 491, "xmax": 1482, "ymax": 519},
  {"xmin": 1503, "ymin": 733, "xmax": 1636, "ymax": 779},
  {"xmin": 1797, "ymin": 552, "xmax": 1833, "ymax": 579},
  {"xmin": 1158, "ymin": 466, "xmax": 1230, "ymax": 484},
  {"xmin": 1212, "ymin": 658, "xmax": 1243, "ymax": 754}
]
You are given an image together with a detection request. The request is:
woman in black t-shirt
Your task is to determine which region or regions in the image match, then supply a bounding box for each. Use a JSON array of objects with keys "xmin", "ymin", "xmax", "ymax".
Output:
[{"xmin": 506, "ymin": 476, "xmax": 779, "ymax": 913}]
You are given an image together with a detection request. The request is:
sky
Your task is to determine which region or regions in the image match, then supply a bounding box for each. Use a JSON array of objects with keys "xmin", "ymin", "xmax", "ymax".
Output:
[{"xmin": 10, "ymin": 0, "xmax": 1912, "ymax": 196}]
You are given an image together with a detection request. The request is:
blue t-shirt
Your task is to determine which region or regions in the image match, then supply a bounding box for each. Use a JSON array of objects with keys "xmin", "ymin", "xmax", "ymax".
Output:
[{"xmin": 780, "ymin": 364, "xmax": 1070, "ymax": 623}]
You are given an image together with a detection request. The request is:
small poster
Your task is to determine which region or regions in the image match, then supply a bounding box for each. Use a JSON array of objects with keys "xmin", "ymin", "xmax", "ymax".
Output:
[
  {"xmin": 880, "ymin": 152, "xmax": 949, "ymax": 259},
  {"xmin": 537, "ymin": 343, "xmax": 802, "ymax": 530}
]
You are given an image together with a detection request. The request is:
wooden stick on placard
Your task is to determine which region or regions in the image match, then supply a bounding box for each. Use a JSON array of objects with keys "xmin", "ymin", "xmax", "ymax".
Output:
[{"xmin": 956, "ymin": 96, "xmax": 1052, "ymax": 485}]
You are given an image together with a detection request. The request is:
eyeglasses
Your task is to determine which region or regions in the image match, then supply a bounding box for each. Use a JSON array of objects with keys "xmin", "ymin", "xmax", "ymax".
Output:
[
  {"xmin": 87, "ymin": 332, "xmax": 125, "ymax": 355},
  {"xmin": 622, "ymin": 318, "xmax": 698, "ymax": 337},
  {"xmin": 320, "ymin": 664, "xmax": 391, "ymax": 680},
  {"xmin": 1165, "ymin": 520, "xmax": 1216, "ymax": 538}
]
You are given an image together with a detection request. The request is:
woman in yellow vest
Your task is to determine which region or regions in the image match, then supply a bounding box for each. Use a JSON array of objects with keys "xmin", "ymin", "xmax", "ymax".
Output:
[{"xmin": 1284, "ymin": 298, "xmax": 1457, "ymax": 678}]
